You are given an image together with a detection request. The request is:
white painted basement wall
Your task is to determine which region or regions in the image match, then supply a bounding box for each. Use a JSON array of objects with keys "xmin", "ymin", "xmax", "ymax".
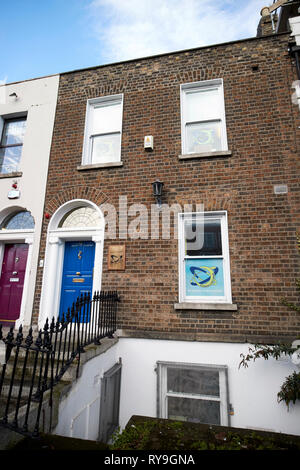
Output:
[
  {"xmin": 117, "ymin": 338, "xmax": 300, "ymax": 436},
  {"xmin": 54, "ymin": 344, "xmax": 119, "ymax": 440},
  {"xmin": 54, "ymin": 337, "xmax": 300, "ymax": 440}
]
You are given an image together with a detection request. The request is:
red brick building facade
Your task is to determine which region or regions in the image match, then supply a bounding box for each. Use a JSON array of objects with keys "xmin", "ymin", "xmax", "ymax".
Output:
[{"xmin": 33, "ymin": 31, "xmax": 300, "ymax": 345}]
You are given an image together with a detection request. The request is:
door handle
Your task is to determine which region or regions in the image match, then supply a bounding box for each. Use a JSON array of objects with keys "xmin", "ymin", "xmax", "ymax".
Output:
[
  {"xmin": 13, "ymin": 271, "xmax": 18, "ymax": 275},
  {"xmin": 76, "ymin": 272, "xmax": 81, "ymax": 275}
]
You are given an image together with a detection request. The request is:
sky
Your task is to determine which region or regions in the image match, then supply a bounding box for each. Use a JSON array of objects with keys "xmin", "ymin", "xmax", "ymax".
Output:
[{"xmin": 1, "ymin": 0, "xmax": 272, "ymax": 84}]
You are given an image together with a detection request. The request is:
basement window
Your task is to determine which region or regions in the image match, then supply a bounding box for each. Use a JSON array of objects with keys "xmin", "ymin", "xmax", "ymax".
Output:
[{"xmin": 157, "ymin": 362, "xmax": 229, "ymax": 426}]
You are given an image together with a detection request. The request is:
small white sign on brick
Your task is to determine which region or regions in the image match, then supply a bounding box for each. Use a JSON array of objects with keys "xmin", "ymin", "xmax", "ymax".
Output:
[{"xmin": 274, "ymin": 184, "xmax": 288, "ymax": 195}]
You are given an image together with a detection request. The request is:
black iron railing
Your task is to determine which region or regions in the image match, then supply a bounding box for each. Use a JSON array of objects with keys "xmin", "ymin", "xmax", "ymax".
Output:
[{"xmin": 0, "ymin": 290, "xmax": 119, "ymax": 438}]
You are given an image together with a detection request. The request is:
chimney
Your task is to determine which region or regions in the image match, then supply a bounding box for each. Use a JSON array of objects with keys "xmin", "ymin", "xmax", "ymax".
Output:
[{"xmin": 257, "ymin": 7, "xmax": 278, "ymax": 36}]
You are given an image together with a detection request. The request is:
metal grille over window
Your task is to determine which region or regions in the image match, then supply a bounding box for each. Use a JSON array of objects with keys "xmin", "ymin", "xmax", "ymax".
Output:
[
  {"xmin": 157, "ymin": 362, "xmax": 229, "ymax": 427},
  {"xmin": 167, "ymin": 368, "xmax": 221, "ymax": 425},
  {"xmin": 1, "ymin": 211, "xmax": 35, "ymax": 230}
]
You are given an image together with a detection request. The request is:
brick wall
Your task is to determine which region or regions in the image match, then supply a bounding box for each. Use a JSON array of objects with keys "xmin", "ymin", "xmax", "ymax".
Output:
[{"xmin": 33, "ymin": 33, "xmax": 300, "ymax": 343}]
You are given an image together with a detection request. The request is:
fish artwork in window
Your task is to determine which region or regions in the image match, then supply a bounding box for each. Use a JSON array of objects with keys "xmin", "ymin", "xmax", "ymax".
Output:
[{"xmin": 189, "ymin": 266, "xmax": 219, "ymax": 288}]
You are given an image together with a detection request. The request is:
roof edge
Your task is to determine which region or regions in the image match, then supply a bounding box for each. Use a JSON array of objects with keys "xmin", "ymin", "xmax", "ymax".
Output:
[
  {"xmin": 2, "ymin": 31, "xmax": 290, "ymax": 85},
  {"xmin": 60, "ymin": 31, "xmax": 290, "ymax": 77},
  {"xmin": 0, "ymin": 73, "xmax": 59, "ymax": 88}
]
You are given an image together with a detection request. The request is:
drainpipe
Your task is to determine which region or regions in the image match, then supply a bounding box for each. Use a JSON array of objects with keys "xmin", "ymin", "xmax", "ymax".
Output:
[{"xmin": 295, "ymin": 48, "xmax": 300, "ymax": 79}]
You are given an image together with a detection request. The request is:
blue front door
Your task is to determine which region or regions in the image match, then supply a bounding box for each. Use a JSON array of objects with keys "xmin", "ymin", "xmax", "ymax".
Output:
[{"xmin": 59, "ymin": 241, "xmax": 95, "ymax": 319}]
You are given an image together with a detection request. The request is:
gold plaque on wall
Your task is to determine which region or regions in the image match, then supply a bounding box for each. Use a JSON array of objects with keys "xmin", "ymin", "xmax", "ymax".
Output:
[{"xmin": 108, "ymin": 245, "xmax": 126, "ymax": 271}]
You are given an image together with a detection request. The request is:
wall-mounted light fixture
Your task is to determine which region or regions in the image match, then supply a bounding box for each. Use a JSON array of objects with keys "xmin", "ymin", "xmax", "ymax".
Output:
[{"xmin": 152, "ymin": 179, "xmax": 164, "ymax": 209}]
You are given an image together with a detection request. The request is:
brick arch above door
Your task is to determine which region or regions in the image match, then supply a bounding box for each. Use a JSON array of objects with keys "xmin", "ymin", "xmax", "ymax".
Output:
[{"xmin": 45, "ymin": 186, "xmax": 109, "ymax": 218}]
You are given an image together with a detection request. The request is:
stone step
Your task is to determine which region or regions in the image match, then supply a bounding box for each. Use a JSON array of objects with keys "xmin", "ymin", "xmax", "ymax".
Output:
[
  {"xmin": 0, "ymin": 396, "xmax": 26, "ymax": 419},
  {"xmin": 1, "ymin": 378, "xmax": 36, "ymax": 399},
  {"xmin": 0, "ymin": 336, "xmax": 117, "ymax": 442},
  {"xmin": 1, "ymin": 356, "xmax": 79, "ymax": 391}
]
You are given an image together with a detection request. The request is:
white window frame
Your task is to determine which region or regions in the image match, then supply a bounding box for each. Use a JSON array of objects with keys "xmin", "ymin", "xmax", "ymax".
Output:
[
  {"xmin": 180, "ymin": 79, "xmax": 228, "ymax": 155},
  {"xmin": 0, "ymin": 115, "xmax": 27, "ymax": 173},
  {"xmin": 178, "ymin": 211, "xmax": 232, "ymax": 304},
  {"xmin": 157, "ymin": 361, "xmax": 229, "ymax": 426},
  {"xmin": 82, "ymin": 94, "xmax": 123, "ymax": 166}
]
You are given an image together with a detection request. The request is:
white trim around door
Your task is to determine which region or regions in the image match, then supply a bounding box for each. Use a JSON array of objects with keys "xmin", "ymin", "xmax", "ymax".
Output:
[{"xmin": 38, "ymin": 200, "xmax": 105, "ymax": 328}]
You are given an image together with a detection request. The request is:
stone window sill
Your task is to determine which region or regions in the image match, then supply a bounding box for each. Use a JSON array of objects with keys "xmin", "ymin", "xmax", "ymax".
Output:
[
  {"xmin": 174, "ymin": 302, "xmax": 238, "ymax": 311},
  {"xmin": 178, "ymin": 150, "xmax": 232, "ymax": 160},
  {"xmin": 77, "ymin": 162, "xmax": 123, "ymax": 171},
  {"xmin": 0, "ymin": 171, "xmax": 22, "ymax": 179}
]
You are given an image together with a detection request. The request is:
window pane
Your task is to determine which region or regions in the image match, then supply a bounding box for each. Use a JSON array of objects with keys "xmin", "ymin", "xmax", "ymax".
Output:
[
  {"xmin": 186, "ymin": 121, "xmax": 222, "ymax": 153},
  {"xmin": 185, "ymin": 258, "xmax": 225, "ymax": 297},
  {"xmin": 1, "ymin": 211, "xmax": 35, "ymax": 230},
  {"xmin": 185, "ymin": 87, "xmax": 220, "ymax": 122},
  {"xmin": 0, "ymin": 146, "xmax": 22, "ymax": 173},
  {"xmin": 92, "ymin": 101, "xmax": 121, "ymax": 134},
  {"xmin": 168, "ymin": 397, "xmax": 220, "ymax": 425},
  {"xmin": 59, "ymin": 207, "xmax": 101, "ymax": 228},
  {"xmin": 91, "ymin": 133, "xmax": 121, "ymax": 163},
  {"xmin": 1, "ymin": 119, "xmax": 26, "ymax": 146},
  {"xmin": 167, "ymin": 368, "xmax": 220, "ymax": 396},
  {"xmin": 185, "ymin": 219, "xmax": 222, "ymax": 256}
]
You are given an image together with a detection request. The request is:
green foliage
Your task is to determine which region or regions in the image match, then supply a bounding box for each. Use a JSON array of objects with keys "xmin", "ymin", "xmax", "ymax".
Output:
[
  {"xmin": 239, "ymin": 343, "xmax": 300, "ymax": 408},
  {"xmin": 239, "ymin": 343, "xmax": 296, "ymax": 368},
  {"xmin": 238, "ymin": 232, "xmax": 300, "ymax": 409},
  {"xmin": 110, "ymin": 422, "xmax": 156, "ymax": 450},
  {"xmin": 281, "ymin": 278, "xmax": 300, "ymax": 313},
  {"xmin": 109, "ymin": 418, "xmax": 300, "ymax": 450},
  {"xmin": 278, "ymin": 372, "xmax": 300, "ymax": 408}
]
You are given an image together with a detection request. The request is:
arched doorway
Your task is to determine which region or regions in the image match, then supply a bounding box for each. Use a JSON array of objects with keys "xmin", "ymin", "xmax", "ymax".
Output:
[
  {"xmin": 0, "ymin": 209, "xmax": 35, "ymax": 326},
  {"xmin": 39, "ymin": 200, "xmax": 105, "ymax": 327}
]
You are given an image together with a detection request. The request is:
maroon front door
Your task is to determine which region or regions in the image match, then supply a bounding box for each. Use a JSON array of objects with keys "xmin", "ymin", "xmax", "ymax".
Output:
[{"xmin": 0, "ymin": 243, "xmax": 29, "ymax": 323}]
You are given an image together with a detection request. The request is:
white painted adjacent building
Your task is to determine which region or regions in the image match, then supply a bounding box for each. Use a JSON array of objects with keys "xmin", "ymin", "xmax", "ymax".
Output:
[{"xmin": 0, "ymin": 75, "xmax": 59, "ymax": 328}]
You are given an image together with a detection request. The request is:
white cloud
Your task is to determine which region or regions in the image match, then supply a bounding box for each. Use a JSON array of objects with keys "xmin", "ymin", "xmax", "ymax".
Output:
[{"xmin": 88, "ymin": 0, "xmax": 270, "ymax": 63}]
